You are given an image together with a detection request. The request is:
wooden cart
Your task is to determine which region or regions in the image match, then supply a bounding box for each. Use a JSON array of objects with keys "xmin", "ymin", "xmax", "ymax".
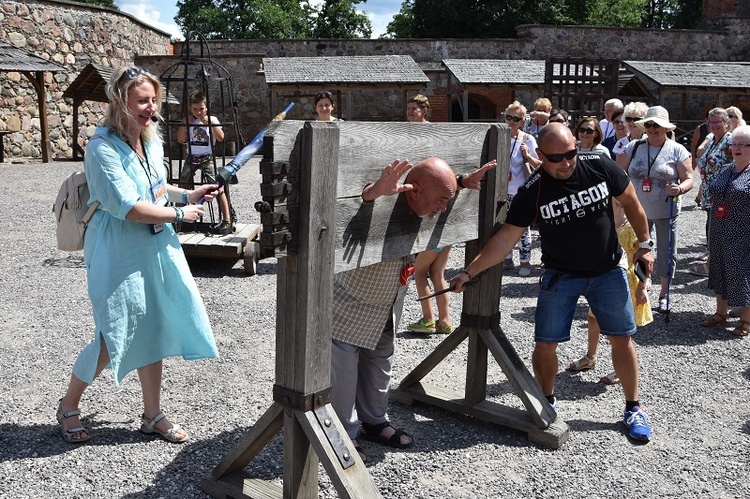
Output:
[{"xmin": 177, "ymin": 223, "xmax": 262, "ymax": 275}]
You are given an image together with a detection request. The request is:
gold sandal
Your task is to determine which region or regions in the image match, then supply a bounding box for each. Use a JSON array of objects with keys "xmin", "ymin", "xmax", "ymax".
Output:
[
  {"xmin": 140, "ymin": 412, "xmax": 189, "ymax": 443},
  {"xmin": 568, "ymin": 355, "xmax": 596, "ymax": 371}
]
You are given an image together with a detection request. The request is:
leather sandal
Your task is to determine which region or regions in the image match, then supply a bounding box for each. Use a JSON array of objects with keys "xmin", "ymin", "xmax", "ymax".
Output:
[
  {"xmin": 56, "ymin": 399, "xmax": 90, "ymax": 444},
  {"xmin": 700, "ymin": 313, "xmax": 727, "ymax": 327},
  {"xmin": 359, "ymin": 421, "xmax": 413, "ymax": 449},
  {"xmin": 140, "ymin": 412, "xmax": 189, "ymax": 443},
  {"xmin": 732, "ymin": 320, "xmax": 750, "ymax": 337},
  {"xmin": 568, "ymin": 355, "xmax": 596, "ymax": 371}
]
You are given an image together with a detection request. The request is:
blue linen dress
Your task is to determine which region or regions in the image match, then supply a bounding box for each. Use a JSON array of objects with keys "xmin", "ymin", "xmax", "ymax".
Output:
[{"xmin": 73, "ymin": 127, "xmax": 218, "ymax": 385}]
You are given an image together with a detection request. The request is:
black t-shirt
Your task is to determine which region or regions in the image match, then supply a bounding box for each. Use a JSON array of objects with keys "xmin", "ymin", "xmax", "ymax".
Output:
[{"xmin": 505, "ymin": 152, "xmax": 631, "ymax": 276}]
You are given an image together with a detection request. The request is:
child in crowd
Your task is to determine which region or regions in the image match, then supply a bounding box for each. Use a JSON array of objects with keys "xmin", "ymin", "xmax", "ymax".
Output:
[{"xmin": 177, "ymin": 91, "xmax": 231, "ymax": 229}]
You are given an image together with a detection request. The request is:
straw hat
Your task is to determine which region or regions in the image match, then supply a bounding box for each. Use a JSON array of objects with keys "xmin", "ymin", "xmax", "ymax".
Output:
[{"xmin": 636, "ymin": 106, "xmax": 676, "ymax": 131}]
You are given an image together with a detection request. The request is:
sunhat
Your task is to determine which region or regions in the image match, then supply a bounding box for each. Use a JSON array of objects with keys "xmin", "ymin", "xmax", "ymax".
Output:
[{"xmin": 636, "ymin": 106, "xmax": 676, "ymax": 131}]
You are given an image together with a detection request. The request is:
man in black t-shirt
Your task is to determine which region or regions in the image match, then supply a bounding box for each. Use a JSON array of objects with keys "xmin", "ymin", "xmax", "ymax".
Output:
[{"xmin": 451, "ymin": 124, "xmax": 656, "ymax": 442}]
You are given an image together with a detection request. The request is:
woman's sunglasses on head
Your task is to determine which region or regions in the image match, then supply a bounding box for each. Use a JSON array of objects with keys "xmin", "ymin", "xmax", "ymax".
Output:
[{"xmin": 625, "ymin": 116, "xmax": 644, "ymax": 122}]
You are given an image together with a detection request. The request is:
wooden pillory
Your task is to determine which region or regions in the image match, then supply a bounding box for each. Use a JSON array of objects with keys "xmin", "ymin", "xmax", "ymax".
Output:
[{"xmin": 201, "ymin": 120, "xmax": 569, "ymax": 498}]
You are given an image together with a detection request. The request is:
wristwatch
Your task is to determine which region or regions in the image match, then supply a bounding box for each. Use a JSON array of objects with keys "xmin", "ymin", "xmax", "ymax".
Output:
[{"xmin": 638, "ymin": 240, "xmax": 654, "ymax": 250}]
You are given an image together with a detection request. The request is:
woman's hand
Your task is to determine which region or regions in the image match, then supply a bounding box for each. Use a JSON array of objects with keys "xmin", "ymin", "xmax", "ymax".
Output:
[
  {"xmin": 188, "ymin": 184, "xmax": 220, "ymax": 204},
  {"xmin": 181, "ymin": 204, "xmax": 206, "ymax": 223}
]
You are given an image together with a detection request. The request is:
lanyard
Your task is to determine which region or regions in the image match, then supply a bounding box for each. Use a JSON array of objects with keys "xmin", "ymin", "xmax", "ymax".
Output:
[
  {"xmin": 646, "ymin": 143, "xmax": 664, "ymax": 178},
  {"xmin": 127, "ymin": 140, "xmax": 157, "ymax": 184}
]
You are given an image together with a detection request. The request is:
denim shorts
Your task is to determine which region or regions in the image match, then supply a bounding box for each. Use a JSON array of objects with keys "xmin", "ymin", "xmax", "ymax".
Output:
[{"xmin": 534, "ymin": 267, "xmax": 636, "ymax": 343}]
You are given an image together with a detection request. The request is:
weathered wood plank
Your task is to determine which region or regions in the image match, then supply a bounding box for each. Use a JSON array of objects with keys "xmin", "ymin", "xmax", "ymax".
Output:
[
  {"xmin": 394, "ymin": 326, "xmax": 470, "ymax": 391},
  {"xmin": 283, "ymin": 411, "xmax": 318, "ymax": 499},
  {"xmin": 201, "ymin": 471, "xmax": 283, "ymax": 499},
  {"xmin": 394, "ymin": 382, "xmax": 569, "ymax": 449},
  {"xmin": 296, "ymin": 406, "xmax": 382, "ymax": 498},
  {"xmin": 210, "ymin": 401, "xmax": 284, "ymax": 480}
]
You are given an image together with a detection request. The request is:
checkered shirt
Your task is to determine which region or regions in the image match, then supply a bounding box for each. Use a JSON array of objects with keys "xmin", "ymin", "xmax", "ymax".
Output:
[{"xmin": 333, "ymin": 255, "xmax": 413, "ymax": 350}]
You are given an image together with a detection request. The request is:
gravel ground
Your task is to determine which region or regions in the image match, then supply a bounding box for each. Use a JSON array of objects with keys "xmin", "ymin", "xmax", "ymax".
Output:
[{"xmin": 1, "ymin": 157, "xmax": 748, "ymax": 499}]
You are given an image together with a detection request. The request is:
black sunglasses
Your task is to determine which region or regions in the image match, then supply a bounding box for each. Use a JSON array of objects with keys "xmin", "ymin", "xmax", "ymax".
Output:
[
  {"xmin": 124, "ymin": 67, "xmax": 150, "ymax": 79},
  {"xmin": 578, "ymin": 128, "xmax": 596, "ymax": 135},
  {"xmin": 504, "ymin": 115, "xmax": 523, "ymax": 123},
  {"xmin": 728, "ymin": 114, "xmax": 737, "ymax": 119},
  {"xmin": 643, "ymin": 122, "xmax": 661, "ymax": 129},
  {"xmin": 625, "ymin": 116, "xmax": 644, "ymax": 122},
  {"xmin": 542, "ymin": 149, "xmax": 578, "ymax": 163}
]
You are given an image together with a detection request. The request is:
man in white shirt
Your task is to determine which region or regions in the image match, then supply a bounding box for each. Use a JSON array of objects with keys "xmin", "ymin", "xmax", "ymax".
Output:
[{"xmin": 599, "ymin": 98, "xmax": 624, "ymax": 140}]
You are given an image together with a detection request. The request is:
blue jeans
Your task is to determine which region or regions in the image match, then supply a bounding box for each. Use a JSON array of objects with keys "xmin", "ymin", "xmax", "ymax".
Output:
[{"xmin": 534, "ymin": 267, "xmax": 636, "ymax": 343}]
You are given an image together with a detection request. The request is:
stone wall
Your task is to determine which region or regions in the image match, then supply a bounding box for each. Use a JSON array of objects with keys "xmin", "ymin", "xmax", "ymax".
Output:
[{"xmin": 0, "ymin": 0, "xmax": 171, "ymax": 159}]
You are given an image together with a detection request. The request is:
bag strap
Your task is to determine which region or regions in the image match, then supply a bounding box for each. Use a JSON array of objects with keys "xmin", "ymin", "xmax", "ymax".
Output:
[{"xmin": 80, "ymin": 133, "xmax": 117, "ymax": 223}]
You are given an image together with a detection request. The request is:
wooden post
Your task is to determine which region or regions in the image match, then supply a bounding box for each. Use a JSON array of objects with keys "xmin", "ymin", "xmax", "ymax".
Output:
[
  {"xmin": 202, "ymin": 122, "xmax": 381, "ymax": 498},
  {"xmin": 22, "ymin": 71, "xmax": 51, "ymax": 162}
]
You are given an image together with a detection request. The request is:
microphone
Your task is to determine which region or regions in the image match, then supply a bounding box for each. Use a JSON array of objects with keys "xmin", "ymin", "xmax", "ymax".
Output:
[{"xmin": 150, "ymin": 113, "xmax": 164, "ymax": 123}]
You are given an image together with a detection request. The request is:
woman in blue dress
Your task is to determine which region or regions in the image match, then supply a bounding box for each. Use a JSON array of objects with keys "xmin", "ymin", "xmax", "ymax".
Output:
[{"xmin": 56, "ymin": 67, "xmax": 219, "ymax": 443}]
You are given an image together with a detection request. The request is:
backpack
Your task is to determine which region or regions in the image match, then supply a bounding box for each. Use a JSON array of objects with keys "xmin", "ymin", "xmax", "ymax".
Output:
[{"xmin": 52, "ymin": 171, "xmax": 100, "ymax": 252}]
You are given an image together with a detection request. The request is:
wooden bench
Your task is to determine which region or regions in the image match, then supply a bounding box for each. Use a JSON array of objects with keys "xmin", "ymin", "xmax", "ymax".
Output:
[{"xmin": 0, "ymin": 130, "xmax": 10, "ymax": 163}]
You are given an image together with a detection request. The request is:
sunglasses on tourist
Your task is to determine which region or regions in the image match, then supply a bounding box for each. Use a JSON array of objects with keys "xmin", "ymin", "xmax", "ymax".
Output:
[
  {"xmin": 578, "ymin": 128, "xmax": 596, "ymax": 135},
  {"xmin": 613, "ymin": 120, "xmax": 624, "ymax": 125},
  {"xmin": 542, "ymin": 149, "xmax": 578, "ymax": 163},
  {"xmin": 643, "ymin": 122, "xmax": 661, "ymax": 129},
  {"xmin": 728, "ymin": 114, "xmax": 737, "ymax": 119},
  {"xmin": 625, "ymin": 116, "xmax": 644, "ymax": 122},
  {"xmin": 124, "ymin": 67, "xmax": 150, "ymax": 79},
  {"xmin": 504, "ymin": 115, "xmax": 523, "ymax": 123},
  {"xmin": 708, "ymin": 120, "xmax": 726, "ymax": 126}
]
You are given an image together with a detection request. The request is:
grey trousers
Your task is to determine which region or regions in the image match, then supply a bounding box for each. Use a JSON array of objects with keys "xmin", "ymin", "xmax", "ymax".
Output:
[{"xmin": 331, "ymin": 296, "xmax": 404, "ymax": 440}]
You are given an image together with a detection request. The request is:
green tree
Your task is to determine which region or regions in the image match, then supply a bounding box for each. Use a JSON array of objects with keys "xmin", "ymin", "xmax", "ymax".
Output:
[
  {"xmin": 76, "ymin": 0, "xmax": 118, "ymax": 8},
  {"xmin": 385, "ymin": 0, "xmax": 700, "ymax": 38},
  {"xmin": 312, "ymin": 0, "xmax": 372, "ymax": 38},
  {"xmin": 175, "ymin": 0, "xmax": 312, "ymax": 39}
]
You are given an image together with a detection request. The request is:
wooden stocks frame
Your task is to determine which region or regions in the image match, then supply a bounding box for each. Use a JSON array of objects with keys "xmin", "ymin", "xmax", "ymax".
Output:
[{"xmin": 202, "ymin": 121, "xmax": 569, "ymax": 499}]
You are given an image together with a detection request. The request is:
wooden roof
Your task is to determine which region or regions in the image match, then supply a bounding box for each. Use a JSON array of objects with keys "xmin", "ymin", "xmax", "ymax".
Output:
[
  {"xmin": 443, "ymin": 59, "xmax": 546, "ymax": 85},
  {"xmin": 624, "ymin": 61, "xmax": 750, "ymax": 90},
  {"xmin": 262, "ymin": 55, "xmax": 429, "ymax": 86},
  {"xmin": 63, "ymin": 63, "xmax": 179, "ymax": 103},
  {"xmin": 62, "ymin": 63, "xmax": 112, "ymax": 101},
  {"xmin": 0, "ymin": 41, "xmax": 64, "ymax": 72}
]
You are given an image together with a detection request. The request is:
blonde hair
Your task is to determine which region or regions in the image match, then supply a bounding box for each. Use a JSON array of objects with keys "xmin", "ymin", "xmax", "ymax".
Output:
[
  {"xmin": 533, "ymin": 98, "xmax": 552, "ymax": 113},
  {"xmin": 623, "ymin": 101, "xmax": 648, "ymax": 119},
  {"xmin": 505, "ymin": 101, "xmax": 527, "ymax": 118},
  {"xmin": 104, "ymin": 67, "xmax": 162, "ymax": 144},
  {"xmin": 727, "ymin": 106, "xmax": 746, "ymax": 130}
]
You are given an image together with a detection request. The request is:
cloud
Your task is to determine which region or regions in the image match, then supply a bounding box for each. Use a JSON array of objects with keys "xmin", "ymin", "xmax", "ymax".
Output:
[{"xmin": 119, "ymin": 1, "xmax": 184, "ymax": 40}]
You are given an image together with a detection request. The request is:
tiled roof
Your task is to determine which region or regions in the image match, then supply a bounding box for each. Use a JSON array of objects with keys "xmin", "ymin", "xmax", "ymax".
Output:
[
  {"xmin": 0, "ymin": 42, "xmax": 65, "ymax": 72},
  {"xmin": 624, "ymin": 61, "xmax": 750, "ymax": 89},
  {"xmin": 263, "ymin": 55, "xmax": 429, "ymax": 85},
  {"xmin": 443, "ymin": 59, "xmax": 546, "ymax": 85}
]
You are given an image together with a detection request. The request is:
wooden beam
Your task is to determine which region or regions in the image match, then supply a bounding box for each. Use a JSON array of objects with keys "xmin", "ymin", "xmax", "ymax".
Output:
[{"xmin": 22, "ymin": 71, "xmax": 51, "ymax": 162}]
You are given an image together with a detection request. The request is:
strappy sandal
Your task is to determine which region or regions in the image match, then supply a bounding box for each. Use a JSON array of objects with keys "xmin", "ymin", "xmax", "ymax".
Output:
[
  {"xmin": 732, "ymin": 320, "xmax": 750, "ymax": 337},
  {"xmin": 700, "ymin": 313, "xmax": 727, "ymax": 327},
  {"xmin": 600, "ymin": 371, "xmax": 620, "ymax": 385},
  {"xmin": 359, "ymin": 421, "xmax": 413, "ymax": 449},
  {"xmin": 140, "ymin": 412, "xmax": 189, "ymax": 443},
  {"xmin": 56, "ymin": 399, "xmax": 90, "ymax": 444},
  {"xmin": 568, "ymin": 355, "xmax": 596, "ymax": 371}
]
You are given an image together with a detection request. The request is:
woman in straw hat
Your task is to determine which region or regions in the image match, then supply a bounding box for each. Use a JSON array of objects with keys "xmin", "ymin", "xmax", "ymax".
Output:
[{"xmin": 617, "ymin": 106, "xmax": 694, "ymax": 313}]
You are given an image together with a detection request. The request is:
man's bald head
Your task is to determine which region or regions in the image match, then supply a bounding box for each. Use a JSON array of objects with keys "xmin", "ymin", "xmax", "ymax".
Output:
[
  {"xmin": 405, "ymin": 157, "xmax": 458, "ymax": 218},
  {"xmin": 536, "ymin": 123, "xmax": 579, "ymax": 180}
]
